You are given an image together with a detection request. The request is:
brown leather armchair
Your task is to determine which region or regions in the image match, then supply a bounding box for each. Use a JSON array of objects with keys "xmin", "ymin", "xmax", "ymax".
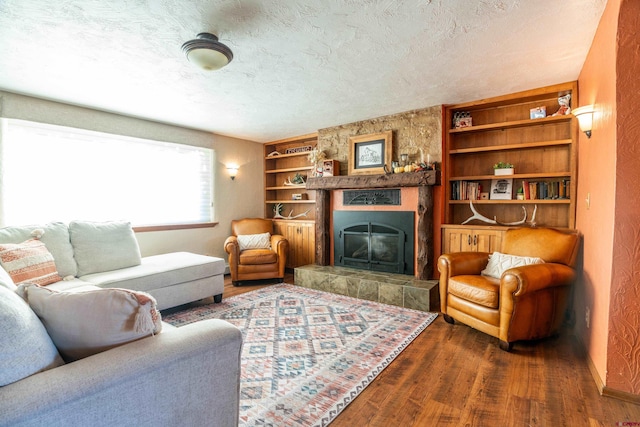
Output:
[
  {"xmin": 224, "ymin": 218, "xmax": 288, "ymax": 286},
  {"xmin": 438, "ymin": 227, "xmax": 579, "ymax": 351}
]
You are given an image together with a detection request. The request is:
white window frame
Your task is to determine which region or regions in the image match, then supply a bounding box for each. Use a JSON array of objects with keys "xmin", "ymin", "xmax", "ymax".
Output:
[{"xmin": 0, "ymin": 119, "xmax": 215, "ymax": 228}]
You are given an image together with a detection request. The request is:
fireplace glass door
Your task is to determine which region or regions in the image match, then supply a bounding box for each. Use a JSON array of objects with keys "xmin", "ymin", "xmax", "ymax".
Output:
[
  {"xmin": 341, "ymin": 223, "xmax": 405, "ymax": 273},
  {"xmin": 334, "ymin": 211, "xmax": 414, "ymax": 275}
]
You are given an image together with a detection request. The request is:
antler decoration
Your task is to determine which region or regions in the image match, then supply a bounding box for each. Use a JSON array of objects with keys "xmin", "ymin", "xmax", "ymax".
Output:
[
  {"xmin": 273, "ymin": 203, "xmax": 311, "ymax": 220},
  {"xmin": 283, "ymin": 173, "xmax": 306, "ymax": 186},
  {"xmin": 462, "ymin": 200, "xmax": 537, "ymax": 227}
]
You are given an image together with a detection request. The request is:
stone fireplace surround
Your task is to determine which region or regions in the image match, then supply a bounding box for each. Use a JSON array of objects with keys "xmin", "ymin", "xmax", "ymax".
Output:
[
  {"xmin": 293, "ymin": 170, "xmax": 441, "ymax": 312},
  {"xmin": 306, "ymin": 170, "xmax": 440, "ymax": 280}
]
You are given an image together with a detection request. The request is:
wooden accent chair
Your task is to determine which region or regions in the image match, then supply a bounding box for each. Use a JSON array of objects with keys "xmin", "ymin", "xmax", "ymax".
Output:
[
  {"xmin": 224, "ymin": 218, "xmax": 288, "ymax": 286},
  {"xmin": 438, "ymin": 227, "xmax": 580, "ymax": 351}
]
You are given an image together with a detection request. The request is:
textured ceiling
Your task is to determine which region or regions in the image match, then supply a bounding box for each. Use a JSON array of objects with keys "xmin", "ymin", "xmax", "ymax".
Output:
[{"xmin": 0, "ymin": 0, "xmax": 606, "ymax": 142}]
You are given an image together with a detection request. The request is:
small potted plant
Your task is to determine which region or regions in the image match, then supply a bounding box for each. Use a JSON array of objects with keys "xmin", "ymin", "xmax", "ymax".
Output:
[{"xmin": 493, "ymin": 161, "xmax": 514, "ymax": 176}]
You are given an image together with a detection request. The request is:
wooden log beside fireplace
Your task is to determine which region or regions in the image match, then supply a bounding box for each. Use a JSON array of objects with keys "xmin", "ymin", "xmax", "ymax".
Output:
[{"xmin": 306, "ymin": 170, "xmax": 440, "ymax": 280}]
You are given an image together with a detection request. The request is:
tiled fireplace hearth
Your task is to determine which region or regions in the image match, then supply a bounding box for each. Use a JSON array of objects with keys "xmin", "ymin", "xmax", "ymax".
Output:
[
  {"xmin": 294, "ymin": 265, "xmax": 439, "ymax": 312},
  {"xmin": 294, "ymin": 171, "xmax": 440, "ymax": 311}
]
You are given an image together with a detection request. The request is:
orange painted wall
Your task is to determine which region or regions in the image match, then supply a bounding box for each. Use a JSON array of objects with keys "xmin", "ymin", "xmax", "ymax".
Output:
[
  {"xmin": 606, "ymin": 0, "xmax": 640, "ymax": 394},
  {"xmin": 577, "ymin": 0, "xmax": 640, "ymax": 396},
  {"xmin": 575, "ymin": 0, "xmax": 619, "ymax": 386}
]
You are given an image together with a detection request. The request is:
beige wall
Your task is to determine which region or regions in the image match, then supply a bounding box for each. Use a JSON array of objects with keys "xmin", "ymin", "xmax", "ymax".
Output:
[
  {"xmin": 0, "ymin": 91, "xmax": 264, "ymax": 260},
  {"xmin": 576, "ymin": 0, "xmax": 640, "ymax": 397}
]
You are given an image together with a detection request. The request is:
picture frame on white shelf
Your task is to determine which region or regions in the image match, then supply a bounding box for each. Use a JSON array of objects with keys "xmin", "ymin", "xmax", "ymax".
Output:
[{"xmin": 490, "ymin": 179, "xmax": 513, "ymax": 200}]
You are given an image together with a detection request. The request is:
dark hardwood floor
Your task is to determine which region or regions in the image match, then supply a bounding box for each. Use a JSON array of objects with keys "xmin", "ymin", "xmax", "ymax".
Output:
[{"xmin": 220, "ymin": 273, "xmax": 640, "ymax": 426}]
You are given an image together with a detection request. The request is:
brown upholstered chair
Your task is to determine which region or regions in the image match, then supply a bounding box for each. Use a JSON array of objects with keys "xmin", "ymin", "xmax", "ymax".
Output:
[
  {"xmin": 438, "ymin": 227, "xmax": 579, "ymax": 351},
  {"xmin": 224, "ymin": 218, "xmax": 288, "ymax": 286}
]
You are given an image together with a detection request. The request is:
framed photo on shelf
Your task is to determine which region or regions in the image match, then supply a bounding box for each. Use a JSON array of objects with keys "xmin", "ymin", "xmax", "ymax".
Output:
[
  {"xmin": 348, "ymin": 131, "xmax": 392, "ymax": 176},
  {"xmin": 490, "ymin": 178, "xmax": 513, "ymax": 200}
]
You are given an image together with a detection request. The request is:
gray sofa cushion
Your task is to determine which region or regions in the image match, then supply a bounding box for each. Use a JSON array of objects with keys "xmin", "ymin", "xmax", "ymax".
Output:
[
  {"xmin": 69, "ymin": 220, "xmax": 141, "ymax": 276},
  {"xmin": 24, "ymin": 284, "xmax": 162, "ymax": 362},
  {"xmin": 79, "ymin": 252, "xmax": 225, "ymax": 293},
  {"xmin": 0, "ymin": 286, "xmax": 64, "ymax": 386},
  {"xmin": 0, "ymin": 267, "xmax": 16, "ymax": 290},
  {"xmin": 0, "ymin": 222, "xmax": 77, "ymax": 277}
]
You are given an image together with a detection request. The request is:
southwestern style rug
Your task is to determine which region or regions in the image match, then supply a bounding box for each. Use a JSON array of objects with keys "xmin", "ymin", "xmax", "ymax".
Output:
[{"xmin": 163, "ymin": 284, "xmax": 437, "ymax": 427}]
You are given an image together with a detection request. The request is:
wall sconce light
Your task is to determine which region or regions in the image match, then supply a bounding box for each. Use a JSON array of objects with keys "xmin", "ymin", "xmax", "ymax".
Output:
[
  {"xmin": 572, "ymin": 105, "xmax": 595, "ymax": 138},
  {"xmin": 226, "ymin": 165, "xmax": 238, "ymax": 180}
]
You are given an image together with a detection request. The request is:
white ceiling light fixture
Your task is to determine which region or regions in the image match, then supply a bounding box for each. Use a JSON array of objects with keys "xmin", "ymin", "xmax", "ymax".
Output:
[
  {"xmin": 181, "ymin": 33, "xmax": 233, "ymax": 71},
  {"xmin": 572, "ymin": 105, "xmax": 595, "ymax": 138}
]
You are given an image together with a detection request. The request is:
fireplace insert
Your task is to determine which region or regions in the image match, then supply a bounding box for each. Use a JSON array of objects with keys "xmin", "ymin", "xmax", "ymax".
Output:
[{"xmin": 333, "ymin": 211, "xmax": 414, "ymax": 275}]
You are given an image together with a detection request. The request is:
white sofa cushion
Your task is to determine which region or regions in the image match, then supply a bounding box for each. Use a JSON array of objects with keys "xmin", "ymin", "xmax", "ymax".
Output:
[
  {"xmin": 79, "ymin": 252, "xmax": 225, "ymax": 293},
  {"xmin": 69, "ymin": 220, "xmax": 142, "ymax": 276},
  {"xmin": 481, "ymin": 252, "xmax": 545, "ymax": 279},
  {"xmin": 0, "ymin": 266, "xmax": 16, "ymax": 290},
  {"xmin": 0, "ymin": 239, "xmax": 62, "ymax": 286},
  {"xmin": 0, "ymin": 222, "xmax": 77, "ymax": 277},
  {"xmin": 24, "ymin": 284, "xmax": 162, "ymax": 362},
  {"xmin": 0, "ymin": 286, "xmax": 64, "ymax": 386}
]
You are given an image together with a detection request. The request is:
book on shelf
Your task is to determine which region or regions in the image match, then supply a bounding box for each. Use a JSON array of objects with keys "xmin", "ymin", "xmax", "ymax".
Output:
[
  {"xmin": 522, "ymin": 180, "xmax": 530, "ymax": 200},
  {"xmin": 450, "ymin": 181, "xmax": 482, "ymax": 201},
  {"xmin": 452, "ymin": 179, "xmax": 570, "ymax": 201},
  {"xmin": 522, "ymin": 179, "xmax": 570, "ymax": 200}
]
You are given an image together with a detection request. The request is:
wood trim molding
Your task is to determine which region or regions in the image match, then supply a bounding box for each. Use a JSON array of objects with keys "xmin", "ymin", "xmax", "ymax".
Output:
[
  {"xmin": 133, "ymin": 222, "xmax": 218, "ymax": 233},
  {"xmin": 576, "ymin": 333, "xmax": 640, "ymax": 405}
]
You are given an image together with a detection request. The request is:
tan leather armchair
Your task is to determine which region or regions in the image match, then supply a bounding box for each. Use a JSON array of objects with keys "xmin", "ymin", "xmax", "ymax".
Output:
[
  {"xmin": 224, "ymin": 218, "xmax": 288, "ymax": 286},
  {"xmin": 438, "ymin": 227, "xmax": 579, "ymax": 351}
]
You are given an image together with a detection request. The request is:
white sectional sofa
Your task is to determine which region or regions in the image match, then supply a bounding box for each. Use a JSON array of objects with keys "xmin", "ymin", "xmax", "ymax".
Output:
[
  {"xmin": 0, "ymin": 220, "xmax": 226, "ymax": 310},
  {"xmin": 0, "ymin": 220, "xmax": 241, "ymax": 426}
]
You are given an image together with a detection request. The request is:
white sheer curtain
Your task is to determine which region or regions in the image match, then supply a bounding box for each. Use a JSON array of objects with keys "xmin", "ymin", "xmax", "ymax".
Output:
[{"xmin": 0, "ymin": 119, "xmax": 214, "ymax": 227}]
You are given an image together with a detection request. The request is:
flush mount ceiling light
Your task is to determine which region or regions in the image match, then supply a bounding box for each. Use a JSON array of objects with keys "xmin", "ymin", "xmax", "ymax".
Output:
[{"xmin": 181, "ymin": 33, "xmax": 233, "ymax": 71}]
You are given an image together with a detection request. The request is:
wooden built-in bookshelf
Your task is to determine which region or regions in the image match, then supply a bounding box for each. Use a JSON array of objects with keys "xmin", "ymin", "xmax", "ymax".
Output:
[
  {"xmin": 442, "ymin": 82, "xmax": 578, "ymax": 252},
  {"xmin": 264, "ymin": 133, "xmax": 318, "ymax": 267}
]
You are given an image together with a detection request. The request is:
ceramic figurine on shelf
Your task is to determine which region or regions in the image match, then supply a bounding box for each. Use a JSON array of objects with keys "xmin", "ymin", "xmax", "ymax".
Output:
[{"xmin": 551, "ymin": 94, "xmax": 572, "ymax": 116}]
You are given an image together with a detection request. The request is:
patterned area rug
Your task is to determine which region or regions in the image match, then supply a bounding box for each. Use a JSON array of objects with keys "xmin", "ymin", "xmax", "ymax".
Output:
[{"xmin": 163, "ymin": 284, "xmax": 437, "ymax": 427}]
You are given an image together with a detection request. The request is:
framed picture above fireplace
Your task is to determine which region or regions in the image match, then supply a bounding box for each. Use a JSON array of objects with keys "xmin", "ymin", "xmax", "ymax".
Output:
[{"xmin": 348, "ymin": 131, "xmax": 392, "ymax": 175}]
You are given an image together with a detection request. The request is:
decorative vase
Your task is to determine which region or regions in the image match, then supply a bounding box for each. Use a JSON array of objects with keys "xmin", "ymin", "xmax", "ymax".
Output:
[{"xmin": 494, "ymin": 168, "xmax": 514, "ymax": 176}]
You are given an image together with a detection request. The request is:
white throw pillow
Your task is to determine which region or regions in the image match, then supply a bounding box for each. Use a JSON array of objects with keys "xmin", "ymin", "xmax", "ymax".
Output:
[
  {"xmin": 481, "ymin": 252, "xmax": 545, "ymax": 279},
  {"xmin": 24, "ymin": 284, "xmax": 162, "ymax": 362},
  {"xmin": 237, "ymin": 232, "xmax": 271, "ymax": 251},
  {"xmin": 0, "ymin": 286, "xmax": 64, "ymax": 386},
  {"xmin": 69, "ymin": 220, "xmax": 142, "ymax": 276}
]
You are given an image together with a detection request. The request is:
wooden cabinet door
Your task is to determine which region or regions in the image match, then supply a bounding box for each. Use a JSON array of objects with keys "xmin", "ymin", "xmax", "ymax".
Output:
[
  {"xmin": 285, "ymin": 223, "xmax": 300, "ymax": 268},
  {"xmin": 285, "ymin": 222, "xmax": 315, "ymax": 268},
  {"xmin": 474, "ymin": 229, "xmax": 503, "ymax": 253},
  {"xmin": 442, "ymin": 228, "xmax": 474, "ymax": 253},
  {"xmin": 442, "ymin": 226, "xmax": 505, "ymax": 254},
  {"xmin": 299, "ymin": 222, "xmax": 315, "ymax": 266},
  {"xmin": 275, "ymin": 220, "xmax": 315, "ymax": 268}
]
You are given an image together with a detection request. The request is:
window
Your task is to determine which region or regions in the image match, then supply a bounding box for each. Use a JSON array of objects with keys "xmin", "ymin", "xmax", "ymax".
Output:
[{"xmin": 0, "ymin": 119, "xmax": 214, "ymax": 227}]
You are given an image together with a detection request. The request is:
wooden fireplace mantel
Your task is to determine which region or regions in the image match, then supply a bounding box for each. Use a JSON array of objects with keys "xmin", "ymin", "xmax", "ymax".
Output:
[
  {"xmin": 306, "ymin": 170, "xmax": 440, "ymax": 190},
  {"xmin": 307, "ymin": 170, "xmax": 441, "ymax": 280}
]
